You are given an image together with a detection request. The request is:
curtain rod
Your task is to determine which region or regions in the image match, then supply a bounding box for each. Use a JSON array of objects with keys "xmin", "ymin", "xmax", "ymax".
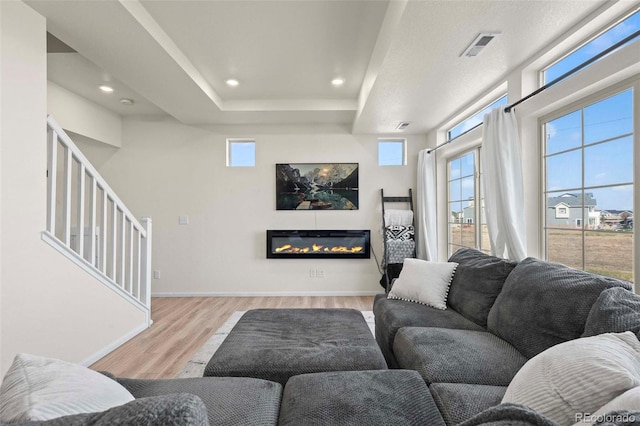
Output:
[{"xmin": 427, "ymin": 28, "xmax": 640, "ymax": 155}]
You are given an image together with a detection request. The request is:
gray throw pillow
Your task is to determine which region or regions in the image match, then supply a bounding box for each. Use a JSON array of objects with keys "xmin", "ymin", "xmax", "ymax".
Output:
[
  {"xmin": 583, "ymin": 287, "xmax": 640, "ymax": 338},
  {"xmin": 487, "ymin": 257, "xmax": 632, "ymax": 359},
  {"xmin": 447, "ymin": 248, "xmax": 518, "ymax": 327}
]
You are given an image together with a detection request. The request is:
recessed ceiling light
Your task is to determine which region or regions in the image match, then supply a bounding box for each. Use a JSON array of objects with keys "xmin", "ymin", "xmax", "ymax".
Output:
[
  {"xmin": 226, "ymin": 79, "xmax": 239, "ymax": 87},
  {"xmin": 120, "ymin": 98, "xmax": 134, "ymax": 106},
  {"xmin": 98, "ymin": 85, "xmax": 114, "ymax": 93},
  {"xmin": 331, "ymin": 78, "xmax": 345, "ymax": 86}
]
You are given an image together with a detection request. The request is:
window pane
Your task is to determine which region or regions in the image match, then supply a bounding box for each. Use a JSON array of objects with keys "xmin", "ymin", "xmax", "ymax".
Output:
[
  {"xmin": 460, "ymin": 152, "xmax": 475, "ymax": 177},
  {"xmin": 449, "ymin": 224, "xmax": 462, "ymax": 247},
  {"xmin": 547, "ymin": 229, "xmax": 583, "ymax": 270},
  {"xmin": 590, "ymin": 184, "xmax": 634, "ymax": 211},
  {"xmin": 461, "ymin": 176, "xmax": 474, "ymax": 201},
  {"xmin": 586, "ymin": 231, "xmax": 633, "ymax": 282},
  {"xmin": 544, "ymin": 10, "xmax": 640, "ymax": 84},
  {"xmin": 546, "ymin": 150, "xmax": 582, "ymax": 191},
  {"xmin": 378, "ymin": 141, "xmax": 404, "ymax": 166},
  {"xmin": 585, "ymin": 136, "xmax": 633, "ymax": 187},
  {"xmin": 584, "ymin": 90, "xmax": 633, "ymax": 144},
  {"xmin": 461, "ymin": 223, "xmax": 475, "ymax": 247},
  {"xmin": 449, "ymin": 202, "xmax": 463, "ymax": 223},
  {"xmin": 449, "ymin": 180, "xmax": 461, "ymax": 202},
  {"xmin": 545, "ymin": 110, "xmax": 582, "ymax": 155},
  {"xmin": 449, "ymin": 158, "xmax": 461, "ymax": 180},
  {"xmin": 229, "ymin": 141, "xmax": 255, "ymax": 167}
]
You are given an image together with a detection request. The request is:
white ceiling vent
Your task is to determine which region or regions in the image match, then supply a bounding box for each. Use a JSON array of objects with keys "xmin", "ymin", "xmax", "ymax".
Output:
[
  {"xmin": 396, "ymin": 122, "xmax": 410, "ymax": 131},
  {"xmin": 461, "ymin": 32, "xmax": 501, "ymax": 57}
]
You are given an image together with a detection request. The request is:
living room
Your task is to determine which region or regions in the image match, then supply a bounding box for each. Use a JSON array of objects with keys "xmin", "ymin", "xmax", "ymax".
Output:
[{"xmin": 1, "ymin": 0, "xmax": 640, "ymax": 424}]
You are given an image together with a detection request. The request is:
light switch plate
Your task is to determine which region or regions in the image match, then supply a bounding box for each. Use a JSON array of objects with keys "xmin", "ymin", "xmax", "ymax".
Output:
[{"xmin": 179, "ymin": 215, "xmax": 189, "ymax": 225}]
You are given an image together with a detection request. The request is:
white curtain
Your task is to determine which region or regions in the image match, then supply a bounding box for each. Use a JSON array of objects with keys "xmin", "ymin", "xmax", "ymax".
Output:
[
  {"xmin": 416, "ymin": 149, "xmax": 438, "ymax": 261},
  {"xmin": 481, "ymin": 108, "xmax": 527, "ymax": 261}
]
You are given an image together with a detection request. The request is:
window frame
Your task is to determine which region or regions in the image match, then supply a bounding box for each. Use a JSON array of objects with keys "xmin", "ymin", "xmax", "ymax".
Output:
[{"xmin": 226, "ymin": 138, "xmax": 256, "ymax": 167}]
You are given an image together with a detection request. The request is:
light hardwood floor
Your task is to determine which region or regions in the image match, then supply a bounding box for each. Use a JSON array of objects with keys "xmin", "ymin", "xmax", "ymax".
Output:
[{"xmin": 90, "ymin": 296, "xmax": 375, "ymax": 379}]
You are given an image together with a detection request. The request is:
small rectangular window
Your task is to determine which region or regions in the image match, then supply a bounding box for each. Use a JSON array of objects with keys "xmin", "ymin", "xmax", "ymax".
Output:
[
  {"xmin": 378, "ymin": 139, "xmax": 405, "ymax": 166},
  {"xmin": 227, "ymin": 139, "xmax": 255, "ymax": 167},
  {"xmin": 447, "ymin": 95, "xmax": 508, "ymax": 141}
]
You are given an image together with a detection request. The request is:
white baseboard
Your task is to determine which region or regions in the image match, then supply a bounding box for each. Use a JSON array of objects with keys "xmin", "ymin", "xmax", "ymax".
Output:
[
  {"xmin": 151, "ymin": 290, "xmax": 382, "ymax": 297},
  {"xmin": 81, "ymin": 322, "xmax": 150, "ymax": 367}
]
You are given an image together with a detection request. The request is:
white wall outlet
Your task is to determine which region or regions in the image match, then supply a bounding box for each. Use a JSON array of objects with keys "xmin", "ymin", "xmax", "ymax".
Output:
[
  {"xmin": 179, "ymin": 215, "xmax": 189, "ymax": 225},
  {"xmin": 153, "ymin": 270, "xmax": 161, "ymax": 279}
]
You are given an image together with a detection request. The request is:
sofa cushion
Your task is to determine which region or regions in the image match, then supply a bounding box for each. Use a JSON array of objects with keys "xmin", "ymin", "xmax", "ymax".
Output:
[
  {"xmin": 447, "ymin": 248, "xmax": 518, "ymax": 327},
  {"xmin": 486, "ymin": 257, "xmax": 632, "ymax": 359},
  {"xmin": 582, "ymin": 287, "xmax": 640, "ymax": 338},
  {"xmin": 278, "ymin": 370, "xmax": 445, "ymax": 426},
  {"xmin": 393, "ymin": 327, "xmax": 527, "ymax": 386},
  {"xmin": 117, "ymin": 376, "xmax": 282, "ymax": 426},
  {"xmin": 0, "ymin": 353, "xmax": 134, "ymax": 423},
  {"xmin": 429, "ymin": 383, "xmax": 507, "ymax": 426},
  {"xmin": 387, "ymin": 259, "xmax": 458, "ymax": 310},
  {"xmin": 8, "ymin": 393, "xmax": 210, "ymax": 426},
  {"xmin": 374, "ymin": 295, "xmax": 484, "ymax": 368},
  {"xmin": 502, "ymin": 332, "xmax": 640, "ymax": 426}
]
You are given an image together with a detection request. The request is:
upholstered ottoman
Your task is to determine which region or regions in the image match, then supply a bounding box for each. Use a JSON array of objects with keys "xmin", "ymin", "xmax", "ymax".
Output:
[
  {"xmin": 203, "ymin": 308, "xmax": 388, "ymax": 384},
  {"xmin": 278, "ymin": 370, "xmax": 446, "ymax": 426}
]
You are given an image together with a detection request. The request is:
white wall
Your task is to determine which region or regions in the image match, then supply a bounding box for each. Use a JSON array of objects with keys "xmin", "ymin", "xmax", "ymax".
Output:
[
  {"xmin": 0, "ymin": 1, "xmax": 146, "ymax": 376},
  {"xmin": 77, "ymin": 117, "xmax": 423, "ymax": 295},
  {"xmin": 48, "ymin": 81, "xmax": 122, "ymax": 147}
]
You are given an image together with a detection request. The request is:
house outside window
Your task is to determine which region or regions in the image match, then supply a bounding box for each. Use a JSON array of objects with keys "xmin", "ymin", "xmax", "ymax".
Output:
[
  {"xmin": 543, "ymin": 88, "xmax": 634, "ymax": 282},
  {"xmin": 447, "ymin": 149, "xmax": 488, "ymax": 256}
]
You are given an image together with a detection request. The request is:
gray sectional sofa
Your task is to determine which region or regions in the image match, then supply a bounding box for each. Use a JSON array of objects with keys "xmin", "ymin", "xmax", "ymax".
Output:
[
  {"xmin": 5, "ymin": 248, "xmax": 640, "ymax": 426},
  {"xmin": 374, "ymin": 247, "xmax": 640, "ymax": 425}
]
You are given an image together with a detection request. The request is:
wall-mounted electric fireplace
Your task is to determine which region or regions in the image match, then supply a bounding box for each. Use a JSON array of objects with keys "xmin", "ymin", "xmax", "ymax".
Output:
[{"xmin": 267, "ymin": 230, "xmax": 370, "ymax": 259}]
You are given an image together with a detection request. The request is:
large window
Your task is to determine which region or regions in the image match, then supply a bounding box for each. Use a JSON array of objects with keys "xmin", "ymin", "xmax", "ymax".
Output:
[
  {"xmin": 447, "ymin": 95, "xmax": 508, "ymax": 141},
  {"xmin": 543, "ymin": 9, "xmax": 640, "ymax": 84},
  {"xmin": 543, "ymin": 89, "xmax": 634, "ymax": 282},
  {"xmin": 447, "ymin": 150, "xmax": 488, "ymax": 256}
]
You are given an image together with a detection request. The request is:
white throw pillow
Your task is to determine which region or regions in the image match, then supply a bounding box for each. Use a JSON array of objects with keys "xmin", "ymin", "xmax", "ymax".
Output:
[
  {"xmin": 572, "ymin": 386, "xmax": 640, "ymax": 426},
  {"xmin": 0, "ymin": 353, "xmax": 135, "ymax": 422},
  {"xmin": 502, "ymin": 332, "xmax": 640, "ymax": 426},
  {"xmin": 387, "ymin": 258, "xmax": 458, "ymax": 310}
]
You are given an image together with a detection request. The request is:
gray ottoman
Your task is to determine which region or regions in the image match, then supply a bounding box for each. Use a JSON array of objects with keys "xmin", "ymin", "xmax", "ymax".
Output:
[
  {"xmin": 278, "ymin": 370, "xmax": 446, "ymax": 426},
  {"xmin": 204, "ymin": 308, "xmax": 388, "ymax": 384}
]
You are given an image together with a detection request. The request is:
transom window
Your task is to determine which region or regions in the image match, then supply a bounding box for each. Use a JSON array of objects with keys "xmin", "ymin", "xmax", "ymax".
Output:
[
  {"xmin": 447, "ymin": 96, "xmax": 508, "ymax": 141},
  {"xmin": 543, "ymin": 9, "xmax": 640, "ymax": 84},
  {"xmin": 543, "ymin": 88, "xmax": 634, "ymax": 282},
  {"xmin": 447, "ymin": 149, "xmax": 488, "ymax": 256}
]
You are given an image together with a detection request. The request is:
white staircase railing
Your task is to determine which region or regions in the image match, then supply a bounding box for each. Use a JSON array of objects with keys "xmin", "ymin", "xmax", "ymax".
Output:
[{"xmin": 42, "ymin": 115, "xmax": 152, "ymax": 325}]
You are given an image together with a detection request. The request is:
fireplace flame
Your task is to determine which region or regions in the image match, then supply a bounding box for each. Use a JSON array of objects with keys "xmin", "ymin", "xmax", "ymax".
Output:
[{"xmin": 273, "ymin": 244, "xmax": 364, "ymax": 254}]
